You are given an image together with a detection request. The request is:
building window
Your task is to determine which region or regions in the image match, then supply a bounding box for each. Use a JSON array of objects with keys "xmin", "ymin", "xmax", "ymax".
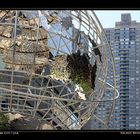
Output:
[
  {"xmin": 136, "ymin": 106, "xmax": 139, "ymax": 109},
  {"xmin": 130, "ymin": 28, "xmax": 135, "ymax": 31},
  {"xmin": 130, "ymin": 41, "xmax": 135, "ymax": 44},
  {"xmin": 136, "ymin": 71, "xmax": 139, "ymax": 74},
  {"xmin": 125, "ymin": 42, "xmax": 129, "ymax": 45}
]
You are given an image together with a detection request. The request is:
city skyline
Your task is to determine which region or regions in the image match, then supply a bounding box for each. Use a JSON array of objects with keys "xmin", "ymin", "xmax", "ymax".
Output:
[
  {"xmin": 105, "ymin": 13, "xmax": 140, "ymax": 130},
  {"xmin": 95, "ymin": 10, "xmax": 140, "ymax": 28},
  {"xmin": 83, "ymin": 13, "xmax": 140, "ymax": 130}
]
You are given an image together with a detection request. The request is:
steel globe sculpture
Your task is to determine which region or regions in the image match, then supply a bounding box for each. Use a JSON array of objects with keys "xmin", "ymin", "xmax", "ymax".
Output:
[{"xmin": 0, "ymin": 10, "xmax": 118, "ymax": 130}]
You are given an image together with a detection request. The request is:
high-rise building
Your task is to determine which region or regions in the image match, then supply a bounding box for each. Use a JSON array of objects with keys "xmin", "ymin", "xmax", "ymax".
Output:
[
  {"xmin": 82, "ymin": 13, "xmax": 140, "ymax": 130},
  {"xmin": 104, "ymin": 13, "xmax": 140, "ymax": 130}
]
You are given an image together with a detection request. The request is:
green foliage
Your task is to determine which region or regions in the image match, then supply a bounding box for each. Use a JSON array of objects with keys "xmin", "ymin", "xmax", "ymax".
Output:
[
  {"xmin": 0, "ymin": 113, "xmax": 10, "ymax": 130},
  {"xmin": 72, "ymin": 74, "xmax": 92, "ymax": 93},
  {"xmin": 66, "ymin": 51, "xmax": 95, "ymax": 94},
  {"xmin": 50, "ymin": 52, "xmax": 97, "ymax": 94},
  {"xmin": 79, "ymin": 80, "xmax": 91, "ymax": 93}
]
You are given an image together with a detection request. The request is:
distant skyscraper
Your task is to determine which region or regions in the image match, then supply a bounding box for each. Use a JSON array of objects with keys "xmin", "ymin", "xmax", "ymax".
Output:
[
  {"xmin": 104, "ymin": 13, "xmax": 140, "ymax": 130},
  {"xmin": 82, "ymin": 13, "xmax": 140, "ymax": 130}
]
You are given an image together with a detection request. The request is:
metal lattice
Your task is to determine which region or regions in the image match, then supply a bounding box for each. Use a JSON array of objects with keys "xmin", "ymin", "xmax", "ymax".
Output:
[{"xmin": 0, "ymin": 10, "xmax": 118, "ymax": 130}]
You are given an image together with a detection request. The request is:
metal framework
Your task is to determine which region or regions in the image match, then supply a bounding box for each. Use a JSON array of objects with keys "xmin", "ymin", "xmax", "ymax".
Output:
[{"xmin": 0, "ymin": 10, "xmax": 117, "ymax": 130}]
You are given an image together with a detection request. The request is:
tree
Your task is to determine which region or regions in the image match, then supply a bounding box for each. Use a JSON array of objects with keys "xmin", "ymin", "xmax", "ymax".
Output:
[
  {"xmin": 0, "ymin": 113, "xmax": 10, "ymax": 130},
  {"xmin": 66, "ymin": 50, "xmax": 97, "ymax": 94}
]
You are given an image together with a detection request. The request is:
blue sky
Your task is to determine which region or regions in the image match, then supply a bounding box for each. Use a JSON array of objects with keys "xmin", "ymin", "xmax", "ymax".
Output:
[{"xmin": 94, "ymin": 10, "xmax": 140, "ymax": 28}]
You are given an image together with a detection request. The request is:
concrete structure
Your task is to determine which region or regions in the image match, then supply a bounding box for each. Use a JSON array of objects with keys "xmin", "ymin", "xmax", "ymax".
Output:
[
  {"xmin": 82, "ymin": 13, "xmax": 140, "ymax": 130},
  {"xmin": 104, "ymin": 13, "xmax": 140, "ymax": 130}
]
